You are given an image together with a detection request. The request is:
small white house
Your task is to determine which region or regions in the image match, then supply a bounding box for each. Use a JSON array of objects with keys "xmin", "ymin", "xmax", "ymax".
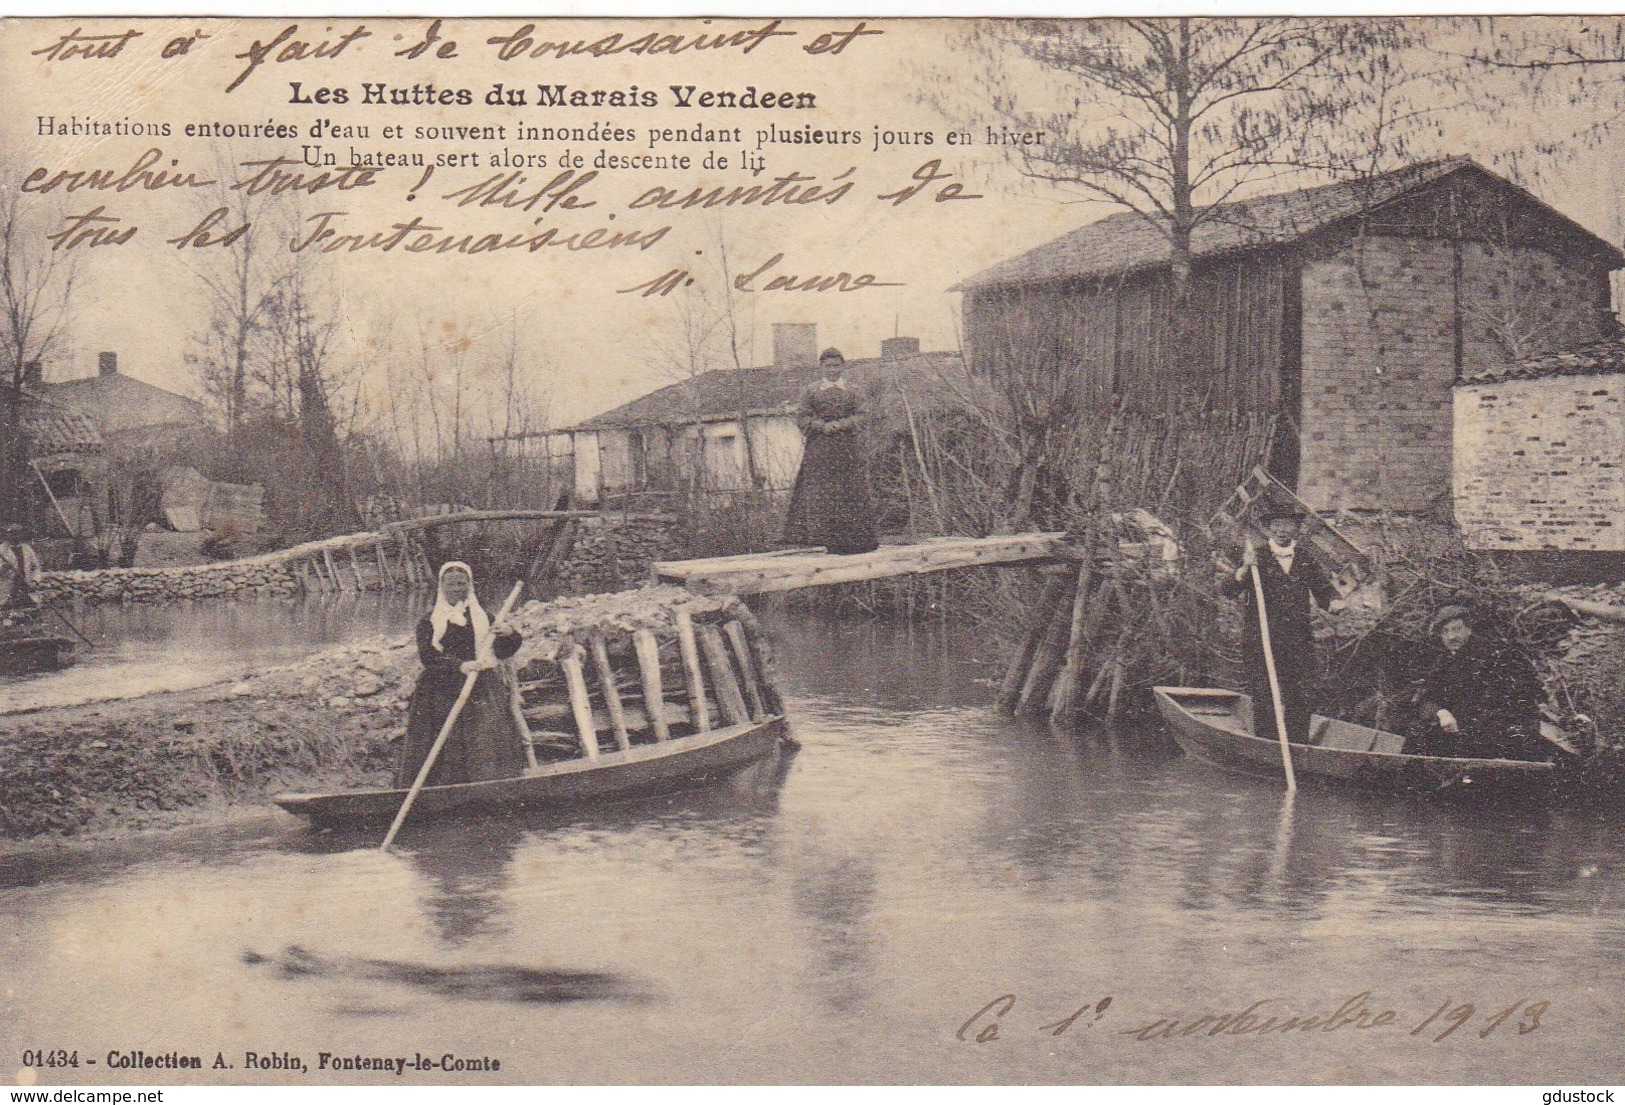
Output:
[{"xmin": 550, "ymin": 324, "xmax": 963, "ymax": 503}]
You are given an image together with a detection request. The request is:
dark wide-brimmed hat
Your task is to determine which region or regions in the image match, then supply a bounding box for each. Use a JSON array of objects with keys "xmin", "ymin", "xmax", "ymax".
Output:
[
  {"xmin": 819, "ymin": 347, "xmax": 845, "ymax": 365},
  {"xmin": 1259, "ymin": 502, "xmax": 1305, "ymax": 523},
  {"xmin": 1429, "ymin": 604, "xmax": 1475, "ymax": 635}
]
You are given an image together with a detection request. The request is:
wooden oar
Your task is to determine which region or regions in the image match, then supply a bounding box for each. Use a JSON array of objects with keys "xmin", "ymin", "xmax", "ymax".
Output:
[
  {"xmin": 1249, "ymin": 560, "xmax": 1298, "ymax": 792},
  {"xmin": 381, "ymin": 580, "xmax": 525, "ymax": 851}
]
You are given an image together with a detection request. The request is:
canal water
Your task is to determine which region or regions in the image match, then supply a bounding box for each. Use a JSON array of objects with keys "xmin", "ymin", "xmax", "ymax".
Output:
[
  {"xmin": 3, "ymin": 610, "xmax": 1624, "ymax": 1085},
  {"xmin": 0, "ymin": 593, "xmax": 424, "ymax": 715}
]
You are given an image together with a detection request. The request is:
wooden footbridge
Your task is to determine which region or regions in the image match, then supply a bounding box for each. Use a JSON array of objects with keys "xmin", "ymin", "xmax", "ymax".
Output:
[{"xmin": 653, "ymin": 533, "xmax": 1073, "ymax": 595}]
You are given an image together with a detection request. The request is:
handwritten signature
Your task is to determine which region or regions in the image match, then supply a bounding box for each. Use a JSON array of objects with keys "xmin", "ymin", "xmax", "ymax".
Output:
[{"xmin": 957, "ymin": 992, "xmax": 1548, "ymax": 1045}]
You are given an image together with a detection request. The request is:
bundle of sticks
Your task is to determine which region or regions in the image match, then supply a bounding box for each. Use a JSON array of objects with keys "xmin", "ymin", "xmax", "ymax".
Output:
[{"xmin": 507, "ymin": 589, "xmax": 783, "ymax": 763}]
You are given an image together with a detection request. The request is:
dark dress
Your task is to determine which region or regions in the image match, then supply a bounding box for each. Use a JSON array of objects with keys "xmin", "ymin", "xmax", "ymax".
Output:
[
  {"xmin": 394, "ymin": 616, "xmax": 526, "ymax": 788},
  {"xmin": 1410, "ymin": 633, "xmax": 1546, "ymax": 761},
  {"xmin": 782, "ymin": 383, "xmax": 879, "ymax": 555},
  {"xmin": 1222, "ymin": 547, "xmax": 1339, "ymax": 743}
]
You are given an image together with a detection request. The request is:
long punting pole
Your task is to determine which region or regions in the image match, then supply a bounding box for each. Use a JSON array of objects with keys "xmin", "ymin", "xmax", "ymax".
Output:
[
  {"xmin": 1248, "ymin": 562, "xmax": 1297, "ymax": 793},
  {"xmin": 381, "ymin": 581, "xmax": 526, "ymax": 851}
]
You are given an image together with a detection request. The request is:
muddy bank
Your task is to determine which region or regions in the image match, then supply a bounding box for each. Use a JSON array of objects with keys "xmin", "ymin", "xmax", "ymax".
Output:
[
  {"xmin": 0, "ymin": 586, "xmax": 757, "ymax": 842},
  {"xmin": 0, "ymin": 638, "xmax": 412, "ymax": 840}
]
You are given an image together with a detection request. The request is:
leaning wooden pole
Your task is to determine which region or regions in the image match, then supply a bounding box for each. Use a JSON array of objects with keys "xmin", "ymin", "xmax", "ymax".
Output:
[
  {"xmin": 632, "ymin": 628, "xmax": 671, "ymax": 742},
  {"xmin": 590, "ymin": 634, "xmax": 632, "ymax": 753},
  {"xmin": 1015, "ymin": 581, "xmax": 1078, "ymax": 715},
  {"xmin": 997, "ymin": 574, "xmax": 1071, "ymax": 713},
  {"xmin": 561, "ymin": 646, "xmax": 603, "ymax": 762},
  {"xmin": 722, "ymin": 619, "xmax": 767, "ymax": 720},
  {"xmin": 1052, "ymin": 405, "xmax": 1125, "ymax": 722},
  {"xmin": 674, "ymin": 607, "xmax": 711, "ymax": 733},
  {"xmin": 323, "ymin": 547, "xmax": 345, "ymax": 593},
  {"xmin": 699, "ymin": 624, "xmax": 751, "ymax": 727},
  {"xmin": 1048, "ymin": 554, "xmax": 1099, "ymax": 721}
]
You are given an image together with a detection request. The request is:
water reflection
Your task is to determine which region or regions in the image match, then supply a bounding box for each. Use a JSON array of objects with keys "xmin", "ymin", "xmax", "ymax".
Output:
[
  {"xmin": 242, "ymin": 945, "xmax": 640, "ymax": 1004},
  {"xmin": 4, "ymin": 613, "xmax": 1625, "ymax": 1084},
  {"xmin": 409, "ymin": 820, "xmax": 521, "ymax": 945},
  {"xmin": 1, "ymin": 590, "xmax": 425, "ymax": 714},
  {"xmin": 792, "ymin": 840, "xmax": 880, "ymax": 1015}
]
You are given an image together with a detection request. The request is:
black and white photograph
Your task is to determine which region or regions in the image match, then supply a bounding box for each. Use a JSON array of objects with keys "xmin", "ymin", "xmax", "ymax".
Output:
[{"xmin": 1, "ymin": 12, "xmax": 1624, "ymax": 1089}]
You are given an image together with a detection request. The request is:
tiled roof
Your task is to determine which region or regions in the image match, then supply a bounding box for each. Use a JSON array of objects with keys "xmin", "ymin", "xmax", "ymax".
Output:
[
  {"xmin": 570, "ymin": 350, "xmax": 963, "ymax": 431},
  {"xmin": 1458, "ymin": 337, "xmax": 1625, "ymax": 385},
  {"xmin": 954, "ymin": 157, "xmax": 1623, "ymax": 292},
  {"xmin": 8, "ymin": 388, "xmax": 106, "ymax": 457},
  {"xmin": 44, "ymin": 372, "xmax": 208, "ymax": 436}
]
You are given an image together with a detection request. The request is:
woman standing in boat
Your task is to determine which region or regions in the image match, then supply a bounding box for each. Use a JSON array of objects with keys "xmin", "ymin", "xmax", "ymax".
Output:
[
  {"xmin": 782, "ymin": 347, "xmax": 879, "ymax": 555},
  {"xmin": 395, "ymin": 561, "xmax": 527, "ymax": 788}
]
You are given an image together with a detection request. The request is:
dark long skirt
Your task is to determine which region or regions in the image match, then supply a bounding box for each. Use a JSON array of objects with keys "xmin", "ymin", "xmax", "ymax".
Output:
[
  {"xmin": 394, "ymin": 669, "xmax": 528, "ymax": 788},
  {"xmin": 783, "ymin": 429, "xmax": 878, "ymax": 554}
]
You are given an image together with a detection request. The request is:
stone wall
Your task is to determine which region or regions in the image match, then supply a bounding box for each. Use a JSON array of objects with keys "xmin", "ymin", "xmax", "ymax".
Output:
[
  {"xmin": 1454, "ymin": 372, "xmax": 1625, "ymax": 551},
  {"xmin": 36, "ymin": 561, "xmax": 304, "ymax": 603},
  {"xmin": 35, "ymin": 515, "xmax": 685, "ymax": 604},
  {"xmin": 1298, "ymin": 237, "xmax": 1609, "ymax": 514},
  {"xmin": 556, "ymin": 516, "xmax": 686, "ymax": 593}
]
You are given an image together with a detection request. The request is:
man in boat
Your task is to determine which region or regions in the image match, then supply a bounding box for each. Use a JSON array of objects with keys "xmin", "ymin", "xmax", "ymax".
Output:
[
  {"xmin": 1408, "ymin": 604, "xmax": 1548, "ymax": 761},
  {"xmin": 0, "ymin": 525, "xmax": 44, "ymax": 630},
  {"xmin": 395, "ymin": 561, "xmax": 527, "ymax": 788},
  {"xmin": 1217, "ymin": 505, "xmax": 1342, "ymax": 743}
]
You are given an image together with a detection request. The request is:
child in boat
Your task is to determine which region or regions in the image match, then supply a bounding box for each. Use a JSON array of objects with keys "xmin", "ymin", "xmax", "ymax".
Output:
[
  {"xmin": 1408, "ymin": 604, "xmax": 1548, "ymax": 762},
  {"xmin": 395, "ymin": 561, "xmax": 527, "ymax": 787}
]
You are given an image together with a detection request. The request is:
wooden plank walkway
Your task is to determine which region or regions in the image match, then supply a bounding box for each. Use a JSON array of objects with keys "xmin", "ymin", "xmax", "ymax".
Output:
[{"xmin": 653, "ymin": 533, "xmax": 1070, "ymax": 595}]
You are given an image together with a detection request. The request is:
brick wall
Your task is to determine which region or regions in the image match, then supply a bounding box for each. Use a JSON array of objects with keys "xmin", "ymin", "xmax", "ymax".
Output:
[
  {"xmin": 1454, "ymin": 373, "xmax": 1624, "ymax": 551},
  {"xmin": 1459, "ymin": 241, "xmax": 1608, "ymax": 367},
  {"xmin": 1299, "ymin": 237, "xmax": 1458, "ymax": 512},
  {"xmin": 1299, "ymin": 237, "xmax": 1609, "ymax": 514}
]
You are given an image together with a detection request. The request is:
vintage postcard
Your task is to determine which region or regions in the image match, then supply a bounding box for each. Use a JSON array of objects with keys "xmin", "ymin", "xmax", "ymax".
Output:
[{"xmin": 2, "ymin": 13, "xmax": 1624, "ymax": 1090}]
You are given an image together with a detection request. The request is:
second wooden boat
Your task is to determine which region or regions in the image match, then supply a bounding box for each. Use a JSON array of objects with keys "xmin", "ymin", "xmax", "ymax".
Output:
[
  {"xmin": 1153, "ymin": 686, "xmax": 1556, "ymax": 798},
  {"xmin": 0, "ymin": 633, "xmax": 76, "ymax": 675}
]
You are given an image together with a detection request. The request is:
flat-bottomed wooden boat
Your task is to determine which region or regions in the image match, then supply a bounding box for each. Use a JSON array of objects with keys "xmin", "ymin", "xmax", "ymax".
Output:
[
  {"xmin": 276, "ymin": 592, "xmax": 793, "ymax": 831},
  {"xmin": 1153, "ymin": 686, "xmax": 1555, "ymax": 798},
  {"xmin": 275, "ymin": 715, "xmax": 789, "ymax": 828}
]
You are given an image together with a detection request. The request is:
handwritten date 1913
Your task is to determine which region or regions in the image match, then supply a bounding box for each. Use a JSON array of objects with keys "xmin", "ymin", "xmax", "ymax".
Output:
[
  {"xmin": 1119, "ymin": 992, "xmax": 1548, "ymax": 1044},
  {"xmin": 958, "ymin": 991, "xmax": 1549, "ymax": 1047}
]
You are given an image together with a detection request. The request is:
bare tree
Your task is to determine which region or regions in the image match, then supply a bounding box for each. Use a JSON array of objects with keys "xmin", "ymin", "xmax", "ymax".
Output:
[
  {"xmin": 184, "ymin": 144, "xmax": 288, "ymax": 452},
  {"xmin": 0, "ymin": 158, "xmax": 78, "ymax": 528},
  {"xmin": 943, "ymin": 18, "xmax": 1420, "ymax": 306}
]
